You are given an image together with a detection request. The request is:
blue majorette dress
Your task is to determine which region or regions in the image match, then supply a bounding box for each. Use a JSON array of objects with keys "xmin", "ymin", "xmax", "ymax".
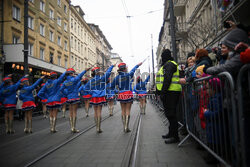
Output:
[
  {"xmin": 110, "ymin": 64, "xmax": 140, "ymax": 103},
  {"xmin": 63, "ymin": 69, "xmax": 87, "ymax": 104},
  {"xmin": 40, "ymin": 83, "xmax": 48, "ymax": 104},
  {"xmin": 85, "ymin": 65, "xmax": 114, "ymax": 106},
  {"xmin": 0, "ymin": 82, "xmax": 4, "ymax": 109},
  {"xmin": 0, "ymin": 76, "xmax": 25, "ymax": 110},
  {"xmin": 134, "ymin": 75, "xmax": 150, "ymax": 98},
  {"xmin": 38, "ymin": 72, "xmax": 66, "ymax": 109},
  {"xmin": 19, "ymin": 78, "xmax": 43, "ymax": 111},
  {"xmin": 79, "ymin": 84, "xmax": 92, "ymax": 100}
]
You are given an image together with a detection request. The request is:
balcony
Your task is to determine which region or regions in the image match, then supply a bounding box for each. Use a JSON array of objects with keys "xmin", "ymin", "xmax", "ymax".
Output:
[
  {"xmin": 175, "ymin": 22, "xmax": 188, "ymax": 39},
  {"xmin": 173, "ymin": 0, "xmax": 186, "ymax": 16}
]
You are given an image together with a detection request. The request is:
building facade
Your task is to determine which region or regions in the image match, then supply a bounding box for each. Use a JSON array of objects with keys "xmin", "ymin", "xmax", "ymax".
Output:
[
  {"xmin": 69, "ymin": 5, "xmax": 96, "ymax": 74},
  {"xmin": 88, "ymin": 24, "xmax": 112, "ymax": 71},
  {"xmin": 2, "ymin": 0, "xmax": 70, "ymax": 78},
  {"xmin": 157, "ymin": 0, "xmax": 250, "ymax": 65}
]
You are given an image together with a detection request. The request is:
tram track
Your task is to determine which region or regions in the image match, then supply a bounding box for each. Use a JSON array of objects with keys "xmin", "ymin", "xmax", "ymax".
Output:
[{"xmin": 24, "ymin": 109, "xmax": 120, "ymax": 167}]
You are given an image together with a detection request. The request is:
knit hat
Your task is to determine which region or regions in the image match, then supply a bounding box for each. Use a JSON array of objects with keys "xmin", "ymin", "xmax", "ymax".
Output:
[
  {"xmin": 187, "ymin": 52, "xmax": 195, "ymax": 59},
  {"xmin": 195, "ymin": 65, "xmax": 205, "ymax": 76},
  {"xmin": 221, "ymin": 28, "xmax": 249, "ymax": 49},
  {"xmin": 161, "ymin": 49, "xmax": 173, "ymax": 64}
]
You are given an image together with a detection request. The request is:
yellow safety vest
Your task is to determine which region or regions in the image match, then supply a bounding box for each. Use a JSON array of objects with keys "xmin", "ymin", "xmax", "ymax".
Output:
[{"xmin": 156, "ymin": 60, "xmax": 182, "ymax": 92}]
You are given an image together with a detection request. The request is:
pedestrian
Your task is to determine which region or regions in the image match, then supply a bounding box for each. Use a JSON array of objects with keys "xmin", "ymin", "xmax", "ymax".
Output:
[
  {"xmin": 40, "ymin": 83, "xmax": 48, "ymax": 118},
  {"xmin": 110, "ymin": 62, "xmax": 142, "ymax": 132},
  {"xmin": 134, "ymin": 75, "xmax": 150, "ymax": 114},
  {"xmin": 38, "ymin": 71, "xmax": 66, "ymax": 133},
  {"xmin": 63, "ymin": 68, "xmax": 90, "ymax": 133},
  {"xmin": 205, "ymin": 28, "xmax": 249, "ymax": 80},
  {"xmin": 156, "ymin": 49, "xmax": 182, "ymax": 144},
  {"xmin": 79, "ymin": 78, "xmax": 92, "ymax": 117},
  {"xmin": 0, "ymin": 74, "xmax": 27, "ymax": 134},
  {"xmin": 85, "ymin": 65, "xmax": 114, "ymax": 133},
  {"xmin": 105, "ymin": 78, "xmax": 117, "ymax": 116},
  {"xmin": 19, "ymin": 76, "xmax": 44, "ymax": 133}
]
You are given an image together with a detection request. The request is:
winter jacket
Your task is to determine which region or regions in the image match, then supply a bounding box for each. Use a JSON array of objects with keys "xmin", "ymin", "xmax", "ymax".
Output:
[
  {"xmin": 204, "ymin": 93, "xmax": 223, "ymax": 144},
  {"xmin": 0, "ymin": 77, "xmax": 24, "ymax": 105},
  {"xmin": 205, "ymin": 52, "xmax": 243, "ymax": 80},
  {"xmin": 38, "ymin": 72, "xmax": 66, "ymax": 103},
  {"xmin": 19, "ymin": 78, "xmax": 43, "ymax": 102},
  {"xmin": 134, "ymin": 75, "xmax": 150, "ymax": 95},
  {"xmin": 111, "ymin": 65, "xmax": 139, "ymax": 93},
  {"xmin": 85, "ymin": 65, "xmax": 114, "ymax": 98},
  {"xmin": 161, "ymin": 61, "xmax": 177, "ymax": 95},
  {"xmin": 63, "ymin": 70, "xmax": 87, "ymax": 100}
]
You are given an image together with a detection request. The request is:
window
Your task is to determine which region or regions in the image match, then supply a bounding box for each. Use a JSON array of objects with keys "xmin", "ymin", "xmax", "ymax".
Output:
[
  {"xmin": 64, "ymin": 5, "xmax": 67, "ymax": 13},
  {"xmin": 64, "ymin": 23, "xmax": 67, "ymax": 32},
  {"xmin": 81, "ymin": 44, "xmax": 83, "ymax": 54},
  {"xmin": 40, "ymin": 24, "xmax": 45, "ymax": 36},
  {"xmin": 49, "ymin": 52, "xmax": 54, "ymax": 64},
  {"xmin": 57, "ymin": 0, "xmax": 61, "ymax": 7},
  {"xmin": 40, "ymin": 48, "xmax": 44, "ymax": 60},
  {"xmin": 64, "ymin": 41, "xmax": 67, "ymax": 51},
  {"xmin": 12, "ymin": 5, "xmax": 20, "ymax": 21},
  {"xmin": 65, "ymin": 58, "xmax": 68, "ymax": 68},
  {"xmin": 28, "ymin": 43, "xmax": 33, "ymax": 56},
  {"xmin": 57, "ymin": 36, "xmax": 61, "ymax": 46},
  {"xmin": 78, "ymin": 26, "xmax": 80, "ymax": 35},
  {"xmin": 78, "ymin": 42, "xmax": 80, "ymax": 52},
  {"xmin": 75, "ymin": 39, "xmax": 77, "ymax": 50},
  {"xmin": 75, "ymin": 58, "xmax": 77, "ymax": 68},
  {"xmin": 28, "ymin": 16, "xmax": 34, "ymax": 30},
  {"xmin": 71, "ymin": 55, "xmax": 74, "ymax": 67},
  {"xmin": 71, "ymin": 19, "xmax": 73, "ymax": 28},
  {"xmin": 70, "ymin": 36, "xmax": 73, "ymax": 48},
  {"xmin": 40, "ymin": 0, "xmax": 45, "ymax": 12},
  {"xmin": 49, "ymin": 9, "xmax": 54, "ymax": 20},
  {"xmin": 49, "ymin": 31, "xmax": 54, "ymax": 41},
  {"xmin": 74, "ymin": 22, "xmax": 76, "ymax": 32},
  {"xmin": 12, "ymin": 36, "xmax": 20, "ymax": 44},
  {"xmin": 58, "ymin": 56, "xmax": 61, "ymax": 66},
  {"xmin": 78, "ymin": 60, "xmax": 80, "ymax": 70},
  {"xmin": 57, "ymin": 16, "xmax": 61, "ymax": 26}
]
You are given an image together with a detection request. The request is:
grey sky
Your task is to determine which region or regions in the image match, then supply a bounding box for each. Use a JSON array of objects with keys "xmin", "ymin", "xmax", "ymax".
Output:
[{"xmin": 71, "ymin": 0, "xmax": 164, "ymax": 72}]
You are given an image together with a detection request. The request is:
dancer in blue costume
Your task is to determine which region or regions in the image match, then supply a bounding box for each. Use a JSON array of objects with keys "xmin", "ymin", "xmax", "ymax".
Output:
[
  {"xmin": 63, "ymin": 68, "xmax": 90, "ymax": 133},
  {"xmin": 0, "ymin": 74, "xmax": 27, "ymax": 134},
  {"xmin": 134, "ymin": 75, "xmax": 150, "ymax": 114},
  {"xmin": 79, "ymin": 78, "xmax": 92, "ymax": 117},
  {"xmin": 110, "ymin": 62, "xmax": 142, "ymax": 132},
  {"xmin": 85, "ymin": 65, "xmax": 114, "ymax": 133},
  {"xmin": 105, "ymin": 78, "xmax": 118, "ymax": 116},
  {"xmin": 38, "ymin": 71, "xmax": 66, "ymax": 133},
  {"xmin": 19, "ymin": 76, "xmax": 44, "ymax": 133}
]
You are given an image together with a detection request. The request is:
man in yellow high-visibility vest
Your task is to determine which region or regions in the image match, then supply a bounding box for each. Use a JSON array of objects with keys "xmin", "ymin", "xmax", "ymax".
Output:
[{"xmin": 156, "ymin": 49, "xmax": 182, "ymax": 144}]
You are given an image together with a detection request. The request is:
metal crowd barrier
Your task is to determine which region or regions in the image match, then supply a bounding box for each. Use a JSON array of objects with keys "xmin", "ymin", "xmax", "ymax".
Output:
[
  {"xmin": 179, "ymin": 72, "xmax": 240, "ymax": 167},
  {"xmin": 237, "ymin": 64, "xmax": 250, "ymax": 167}
]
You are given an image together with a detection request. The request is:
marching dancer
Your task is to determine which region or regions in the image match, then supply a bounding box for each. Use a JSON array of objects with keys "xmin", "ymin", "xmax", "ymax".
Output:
[
  {"xmin": 38, "ymin": 71, "xmax": 66, "ymax": 133},
  {"xmin": 79, "ymin": 78, "xmax": 92, "ymax": 117},
  {"xmin": 134, "ymin": 75, "xmax": 150, "ymax": 114},
  {"xmin": 105, "ymin": 78, "xmax": 117, "ymax": 116},
  {"xmin": 40, "ymin": 83, "xmax": 48, "ymax": 118},
  {"xmin": 63, "ymin": 68, "xmax": 89, "ymax": 133},
  {"xmin": 0, "ymin": 74, "xmax": 27, "ymax": 134},
  {"xmin": 110, "ymin": 62, "xmax": 142, "ymax": 132},
  {"xmin": 19, "ymin": 76, "xmax": 44, "ymax": 133},
  {"xmin": 85, "ymin": 65, "xmax": 114, "ymax": 133}
]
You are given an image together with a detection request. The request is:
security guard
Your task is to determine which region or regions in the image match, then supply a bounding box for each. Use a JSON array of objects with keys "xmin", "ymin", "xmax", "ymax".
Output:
[{"xmin": 156, "ymin": 49, "xmax": 182, "ymax": 144}]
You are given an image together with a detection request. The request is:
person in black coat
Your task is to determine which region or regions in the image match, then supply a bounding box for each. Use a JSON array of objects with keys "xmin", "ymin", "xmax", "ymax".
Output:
[{"xmin": 158, "ymin": 49, "xmax": 182, "ymax": 144}]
